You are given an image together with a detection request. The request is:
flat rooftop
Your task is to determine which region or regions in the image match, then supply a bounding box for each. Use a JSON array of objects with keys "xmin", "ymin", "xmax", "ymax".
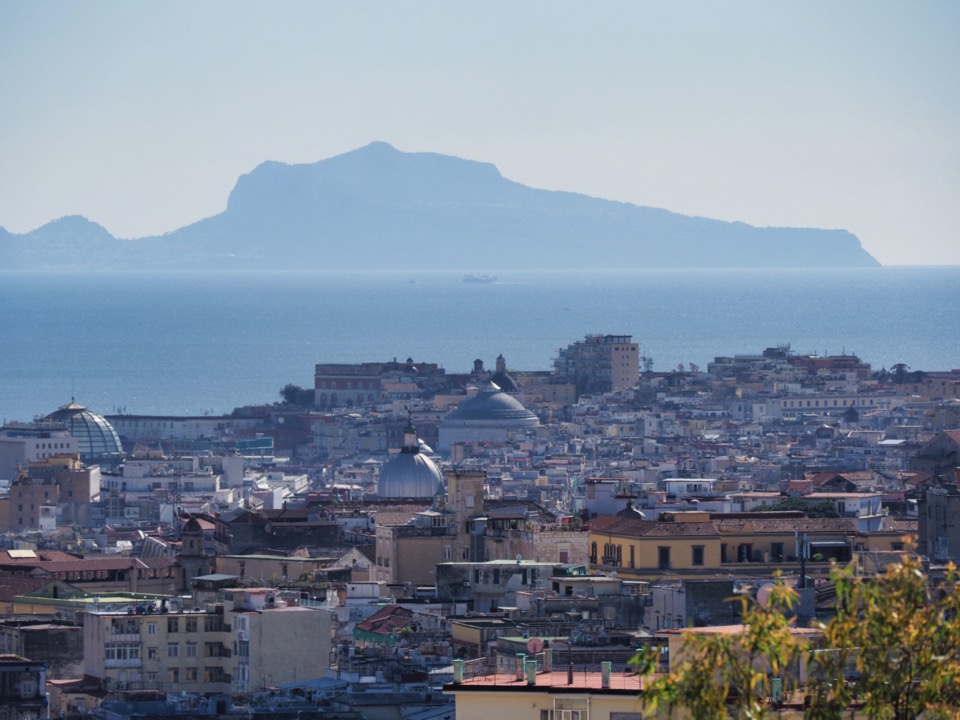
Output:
[{"xmin": 446, "ymin": 670, "xmax": 648, "ymax": 693}]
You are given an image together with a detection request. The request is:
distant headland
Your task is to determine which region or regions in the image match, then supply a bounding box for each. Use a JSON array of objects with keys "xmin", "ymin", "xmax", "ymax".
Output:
[{"xmin": 0, "ymin": 142, "xmax": 879, "ymax": 271}]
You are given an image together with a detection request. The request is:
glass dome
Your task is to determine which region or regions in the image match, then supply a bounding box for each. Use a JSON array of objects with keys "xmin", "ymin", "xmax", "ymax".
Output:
[{"xmin": 43, "ymin": 402, "xmax": 124, "ymax": 465}]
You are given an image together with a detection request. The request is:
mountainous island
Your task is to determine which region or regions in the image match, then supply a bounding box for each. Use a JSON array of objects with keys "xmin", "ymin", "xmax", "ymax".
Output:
[{"xmin": 0, "ymin": 142, "xmax": 879, "ymax": 270}]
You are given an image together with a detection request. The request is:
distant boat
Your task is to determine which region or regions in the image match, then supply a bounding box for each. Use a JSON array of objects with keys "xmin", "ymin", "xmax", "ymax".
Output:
[{"xmin": 463, "ymin": 273, "xmax": 497, "ymax": 284}]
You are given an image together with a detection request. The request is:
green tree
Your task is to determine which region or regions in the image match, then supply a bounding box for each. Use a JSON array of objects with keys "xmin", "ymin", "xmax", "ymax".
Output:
[
  {"xmin": 753, "ymin": 497, "xmax": 841, "ymax": 518},
  {"xmin": 640, "ymin": 578, "xmax": 803, "ymax": 720},
  {"xmin": 279, "ymin": 383, "xmax": 308, "ymax": 405},
  {"xmin": 891, "ymin": 363, "xmax": 911, "ymax": 384},
  {"xmin": 806, "ymin": 555, "xmax": 960, "ymax": 720},
  {"xmin": 641, "ymin": 558, "xmax": 960, "ymax": 719}
]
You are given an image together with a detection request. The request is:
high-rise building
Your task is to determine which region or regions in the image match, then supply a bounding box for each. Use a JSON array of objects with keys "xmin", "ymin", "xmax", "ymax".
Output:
[{"xmin": 553, "ymin": 334, "xmax": 640, "ymax": 395}]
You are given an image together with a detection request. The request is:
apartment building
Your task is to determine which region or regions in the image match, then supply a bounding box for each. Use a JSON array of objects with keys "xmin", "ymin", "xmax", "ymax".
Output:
[
  {"xmin": 82, "ymin": 588, "xmax": 334, "ymax": 694},
  {"xmin": 554, "ymin": 335, "xmax": 640, "ymax": 395},
  {"xmin": 0, "ymin": 454, "xmax": 102, "ymax": 532}
]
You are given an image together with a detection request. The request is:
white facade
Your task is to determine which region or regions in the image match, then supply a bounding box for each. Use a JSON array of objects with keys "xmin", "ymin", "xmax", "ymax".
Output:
[{"xmin": 0, "ymin": 426, "xmax": 78, "ymax": 480}]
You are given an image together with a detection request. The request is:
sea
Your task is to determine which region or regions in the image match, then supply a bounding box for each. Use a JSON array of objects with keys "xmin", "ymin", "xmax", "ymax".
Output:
[{"xmin": 1, "ymin": 267, "xmax": 957, "ymax": 424}]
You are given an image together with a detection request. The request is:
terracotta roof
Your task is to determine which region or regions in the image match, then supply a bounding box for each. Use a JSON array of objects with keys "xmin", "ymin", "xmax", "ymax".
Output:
[
  {"xmin": 592, "ymin": 513, "xmax": 859, "ymax": 538},
  {"xmin": 590, "ymin": 515, "xmax": 718, "ymax": 537},
  {"xmin": 887, "ymin": 519, "xmax": 918, "ymax": 533},
  {"xmin": 715, "ymin": 517, "xmax": 858, "ymax": 534},
  {"xmin": 355, "ymin": 604, "xmax": 414, "ymax": 636},
  {"xmin": 902, "ymin": 472, "xmax": 933, "ymax": 488},
  {"xmin": 371, "ymin": 503, "xmax": 434, "ymax": 527},
  {"xmin": 0, "ymin": 575, "xmax": 52, "ymax": 602},
  {"xmin": 0, "ymin": 557, "xmax": 151, "ymax": 574},
  {"xmin": 0, "ymin": 550, "xmax": 82, "ymax": 563}
]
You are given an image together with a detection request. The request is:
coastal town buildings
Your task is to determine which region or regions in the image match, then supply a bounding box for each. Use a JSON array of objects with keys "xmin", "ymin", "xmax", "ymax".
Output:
[{"xmin": 0, "ymin": 339, "xmax": 958, "ymax": 717}]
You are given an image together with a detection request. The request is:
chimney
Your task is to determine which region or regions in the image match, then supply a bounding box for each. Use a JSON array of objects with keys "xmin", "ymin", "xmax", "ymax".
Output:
[
  {"xmin": 516, "ymin": 653, "xmax": 526, "ymax": 681},
  {"xmin": 601, "ymin": 661, "xmax": 611, "ymax": 689},
  {"xmin": 525, "ymin": 659, "xmax": 537, "ymax": 685}
]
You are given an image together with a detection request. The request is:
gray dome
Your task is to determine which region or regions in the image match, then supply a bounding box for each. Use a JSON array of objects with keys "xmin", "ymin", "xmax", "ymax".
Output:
[
  {"xmin": 376, "ymin": 415, "xmax": 443, "ymax": 498},
  {"xmin": 44, "ymin": 402, "xmax": 123, "ymax": 465},
  {"xmin": 377, "ymin": 452, "xmax": 444, "ymax": 498},
  {"xmin": 444, "ymin": 381, "xmax": 538, "ymax": 423},
  {"xmin": 490, "ymin": 371, "xmax": 518, "ymax": 392}
]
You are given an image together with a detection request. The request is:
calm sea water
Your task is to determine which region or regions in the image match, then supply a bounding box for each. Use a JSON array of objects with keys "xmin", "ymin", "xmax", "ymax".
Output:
[{"xmin": 0, "ymin": 267, "xmax": 957, "ymax": 423}]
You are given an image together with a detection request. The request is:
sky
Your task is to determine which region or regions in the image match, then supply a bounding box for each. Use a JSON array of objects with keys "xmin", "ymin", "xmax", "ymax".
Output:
[{"xmin": 1, "ymin": 1, "xmax": 958, "ymax": 266}]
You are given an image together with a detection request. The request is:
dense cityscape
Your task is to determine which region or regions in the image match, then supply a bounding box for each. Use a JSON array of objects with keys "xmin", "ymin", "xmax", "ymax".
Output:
[{"xmin": 0, "ymin": 334, "xmax": 958, "ymax": 719}]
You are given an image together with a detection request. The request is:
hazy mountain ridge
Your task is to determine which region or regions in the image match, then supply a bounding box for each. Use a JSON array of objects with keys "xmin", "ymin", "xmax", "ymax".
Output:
[{"xmin": 0, "ymin": 142, "xmax": 880, "ymax": 270}]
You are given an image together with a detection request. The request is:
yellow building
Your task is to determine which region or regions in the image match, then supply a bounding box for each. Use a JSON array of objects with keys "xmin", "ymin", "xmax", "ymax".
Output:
[
  {"xmin": 588, "ymin": 511, "xmax": 912, "ymax": 581},
  {"xmin": 446, "ymin": 662, "xmax": 648, "ymax": 720}
]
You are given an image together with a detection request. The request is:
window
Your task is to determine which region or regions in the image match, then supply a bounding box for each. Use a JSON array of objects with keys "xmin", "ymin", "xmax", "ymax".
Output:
[
  {"xmin": 204, "ymin": 616, "xmax": 224, "ymax": 632},
  {"xmin": 590, "ymin": 542, "xmax": 598, "ymax": 564},
  {"xmin": 104, "ymin": 643, "xmax": 140, "ymax": 661},
  {"xmin": 147, "ymin": 623, "xmax": 157, "ymax": 635},
  {"xmin": 658, "ymin": 546, "xmax": 671, "ymax": 570},
  {"xmin": 167, "ymin": 642, "xmax": 179, "ymax": 658},
  {"xmin": 629, "ymin": 546, "xmax": 635, "ymax": 568},
  {"xmin": 771, "ymin": 543, "xmax": 784, "ymax": 562},
  {"xmin": 167, "ymin": 618, "xmax": 179, "ymax": 633},
  {"xmin": 185, "ymin": 617, "xmax": 197, "ymax": 633},
  {"xmin": 167, "ymin": 669, "xmax": 179, "ymax": 684},
  {"xmin": 186, "ymin": 642, "xmax": 197, "ymax": 658},
  {"xmin": 186, "ymin": 668, "xmax": 198, "ymax": 682},
  {"xmin": 148, "ymin": 648, "xmax": 158, "ymax": 660},
  {"xmin": 692, "ymin": 545, "xmax": 705, "ymax": 566}
]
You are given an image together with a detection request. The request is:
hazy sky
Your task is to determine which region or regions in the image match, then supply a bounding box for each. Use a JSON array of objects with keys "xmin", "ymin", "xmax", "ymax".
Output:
[{"xmin": 1, "ymin": 1, "xmax": 958, "ymax": 265}]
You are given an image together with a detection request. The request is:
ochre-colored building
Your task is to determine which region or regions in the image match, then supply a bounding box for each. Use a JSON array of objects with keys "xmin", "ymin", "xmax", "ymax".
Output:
[{"xmin": 588, "ymin": 511, "xmax": 913, "ymax": 581}]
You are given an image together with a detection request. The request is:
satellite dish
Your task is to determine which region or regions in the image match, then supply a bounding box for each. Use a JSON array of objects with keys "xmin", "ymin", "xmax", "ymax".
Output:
[
  {"xmin": 526, "ymin": 637, "xmax": 544, "ymax": 654},
  {"xmin": 757, "ymin": 583, "xmax": 775, "ymax": 609}
]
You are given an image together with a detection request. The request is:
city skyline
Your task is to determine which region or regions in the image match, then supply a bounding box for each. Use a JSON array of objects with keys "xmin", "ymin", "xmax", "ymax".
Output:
[{"xmin": 1, "ymin": 1, "xmax": 958, "ymax": 266}]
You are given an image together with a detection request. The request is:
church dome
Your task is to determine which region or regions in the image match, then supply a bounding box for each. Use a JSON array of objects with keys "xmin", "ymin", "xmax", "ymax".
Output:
[
  {"xmin": 443, "ymin": 381, "xmax": 537, "ymax": 423},
  {"xmin": 438, "ymin": 380, "xmax": 539, "ymax": 452},
  {"xmin": 376, "ymin": 418, "xmax": 443, "ymax": 498},
  {"xmin": 490, "ymin": 353, "xmax": 518, "ymax": 392},
  {"xmin": 43, "ymin": 402, "xmax": 123, "ymax": 465}
]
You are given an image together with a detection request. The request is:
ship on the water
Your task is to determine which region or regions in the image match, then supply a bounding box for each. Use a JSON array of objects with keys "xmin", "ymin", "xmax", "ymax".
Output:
[{"xmin": 462, "ymin": 273, "xmax": 497, "ymax": 284}]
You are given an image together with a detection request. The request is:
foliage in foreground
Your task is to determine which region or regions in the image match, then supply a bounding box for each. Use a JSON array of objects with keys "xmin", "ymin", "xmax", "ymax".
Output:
[{"xmin": 638, "ymin": 555, "xmax": 960, "ymax": 720}]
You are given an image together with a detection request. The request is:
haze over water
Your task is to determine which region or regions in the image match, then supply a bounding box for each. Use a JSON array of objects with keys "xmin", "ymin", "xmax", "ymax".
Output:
[{"xmin": 1, "ymin": 266, "xmax": 957, "ymax": 423}]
